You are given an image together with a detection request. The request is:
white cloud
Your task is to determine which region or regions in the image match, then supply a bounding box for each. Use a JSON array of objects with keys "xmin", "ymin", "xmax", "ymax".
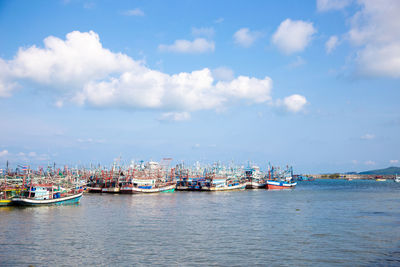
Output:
[
  {"xmin": 347, "ymin": 0, "xmax": 400, "ymax": 78},
  {"xmin": 361, "ymin": 133, "xmax": 375, "ymax": 140},
  {"xmin": 288, "ymin": 56, "xmax": 306, "ymax": 68},
  {"xmin": 158, "ymin": 38, "xmax": 215, "ymax": 53},
  {"xmin": 0, "ymin": 31, "xmax": 305, "ymax": 117},
  {"xmin": 276, "ymin": 94, "xmax": 308, "ymax": 113},
  {"xmin": 326, "ymin": 35, "xmax": 339, "ymax": 54},
  {"xmin": 159, "ymin": 112, "xmax": 191, "ymax": 121},
  {"xmin": 317, "ymin": 0, "xmax": 352, "ymax": 12},
  {"xmin": 390, "ymin": 159, "xmax": 399, "ymax": 164},
  {"xmin": 28, "ymin": 151, "xmax": 37, "ymax": 157},
  {"xmin": 82, "ymin": 69, "xmax": 273, "ymax": 111},
  {"xmin": 192, "ymin": 27, "xmax": 215, "ymax": 38},
  {"xmin": 0, "ymin": 59, "xmax": 18, "ymax": 97},
  {"xmin": 55, "ymin": 100, "xmax": 64, "ymax": 108},
  {"xmin": 272, "ymin": 19, "xmax": 316, "ymax": 54},
  {"xmin": 0, "ymin": 150, "xmax": 8, "ymax": 157},
  {"xmin": 77, "ymin": 138, "xmax": 105, "ymax": 143},
  {"xmin": 233, "ymin": 28, "xmax": 261, "ymax": 47},
  {"xmin": 212, "ymin": 67, "xmax": 234, "ymax": 81},
  {"xmin": 123, "ymin": 8, "xmax": 145, "ymax": 16},
  {"xmin": 7, "ymin": 31, "xmax": 135, "ymax": 90},
  {"xmin": 365, "ymin": 160, "xmax": 375, "ymax": 166}
]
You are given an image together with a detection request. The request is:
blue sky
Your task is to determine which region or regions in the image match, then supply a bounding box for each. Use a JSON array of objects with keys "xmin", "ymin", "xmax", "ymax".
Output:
[{"xmin": 0, "ymin": 0, "xmax": 399, "ymax": 173}]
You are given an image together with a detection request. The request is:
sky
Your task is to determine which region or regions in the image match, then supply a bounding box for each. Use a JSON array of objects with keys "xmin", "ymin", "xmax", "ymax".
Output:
[{"xmin": 0, "ymin": 0, "xmax": 399, "ymax": 173}]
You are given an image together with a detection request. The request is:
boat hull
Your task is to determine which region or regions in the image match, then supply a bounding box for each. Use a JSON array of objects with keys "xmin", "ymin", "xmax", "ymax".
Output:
[
  {"xmin": 246, "ymin": 181, "xmax": 267, "ymax": 189},
  {"xmin": 266, "ymin": 181, "xmax": 297, "ymax": 190},
  {"xmin": 0, "ymin": 199, "xmax": 12, "ymax": 206},
  {"xmin": 121, "ymin": 184, "xmax": 176, "ymax": 194},
  {"xmin": 203, "ymin": 183, "xmax": 246, "ymax": 191},
  {"xmin": 87, "ymin": 187, "xmax": 102, "ymax": 193},
  {"xmin": 175, "ymin": 185, "xmax": 190, "ymax": 191},
  {"xmin": 101, "ymin": 187, "xmax": 120, "ymax": 193},
  {"xmin": 11, "ymin": 192, "xmax": 83, "ymax": 206}
]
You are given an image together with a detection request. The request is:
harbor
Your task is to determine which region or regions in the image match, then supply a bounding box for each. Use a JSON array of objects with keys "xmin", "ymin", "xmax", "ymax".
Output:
[
  {"xmin": 2, "ymin": 160, "xmax": 400, "ymax": 207},
  {"xmin": 0, "ymin": 160, "xmax": 298, "ymax": 206}
]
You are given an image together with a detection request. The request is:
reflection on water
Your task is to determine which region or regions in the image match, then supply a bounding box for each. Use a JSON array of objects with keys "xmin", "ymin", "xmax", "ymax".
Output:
[{"xmin": 1, "ymin": 180, "xmax": 400, "ymax": 266}]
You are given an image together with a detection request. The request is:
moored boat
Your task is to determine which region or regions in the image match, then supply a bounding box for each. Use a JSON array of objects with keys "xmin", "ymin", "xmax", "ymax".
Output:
[
  {"xmin": 265, "ymin": 165, "xmax": 296, "ymax": 190},
  {"xmin": 0, "ymin": 188, "xmax": 21, "ymax": 206},
  {"xmin": 120, "ymin": 177, "xmax": 175, "ymax": 194},
  {"xmin": 206, "ymin": 182, "xmax": 247, "ymax": 191},
  {"xmin": 201, "ymin": 176, "xmax": 246, "ymax": 191},
  {"xmin": 245, "ymin": 165, "xmax": 266, "ymax": 189},
  {"xmin": 266, "ymin": 180, "xmax": 297, "ymax": 189},
  {"xmin": 12, "ymin": 186, "xmax": 82, "ymax": 206},
  {"xmin": 128, "ymin": 183, "xmax": 176, "ymax": 193}
]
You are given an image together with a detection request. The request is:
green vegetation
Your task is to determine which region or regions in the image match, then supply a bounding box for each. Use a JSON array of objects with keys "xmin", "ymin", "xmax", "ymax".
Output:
[{"xmin": 321, "ymin": 173, "xmax": 341, "ymax": 179}]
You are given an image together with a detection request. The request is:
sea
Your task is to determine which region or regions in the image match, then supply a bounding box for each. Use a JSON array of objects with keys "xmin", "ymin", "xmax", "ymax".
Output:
[{"xmin": 1, "ymin": 179, "xmax": 399, "ymax": 266}]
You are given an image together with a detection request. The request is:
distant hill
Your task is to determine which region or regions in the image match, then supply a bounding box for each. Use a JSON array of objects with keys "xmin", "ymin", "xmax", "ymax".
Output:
[{"xmin": 358, "ymin": 166, "xmax": 400, "ymax": 175}]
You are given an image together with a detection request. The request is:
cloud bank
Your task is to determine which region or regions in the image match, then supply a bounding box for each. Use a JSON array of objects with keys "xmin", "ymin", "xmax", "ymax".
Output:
[
  {"xmin": 347, "ymin": 0, "xmax": 400, "ymax": 78},
  {"xmin": 0, "ymin": 31, "xmax": 307, "ymax": 118}
]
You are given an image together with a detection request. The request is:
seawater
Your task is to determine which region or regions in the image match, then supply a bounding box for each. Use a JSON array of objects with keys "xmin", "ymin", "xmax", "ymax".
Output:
[{"xmin": 1, "ymin": 179, "xmax": 400, "ymax": 266}]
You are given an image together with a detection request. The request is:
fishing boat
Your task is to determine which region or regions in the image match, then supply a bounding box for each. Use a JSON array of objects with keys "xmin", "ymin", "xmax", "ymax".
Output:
[
  {"xmin": 174, "ymin": 163, "xmax": 207, "ymax": 190},
  {"xmin": 120, "ymin": 160, "xmax": 176, "ymax": 193},
  {"xmin": 375, "ymin": 176, "xmax": 387, "ymax": 182},
  {"xmin": 11, "ymin": 186, "xmax": 83, "ymax": 206},
  {"xmin": 245, "ymin": 165, "xmax": 266, "ymax": 189},
  {"xmin": 201, "ymin": 176, "xmax": 246, "ymax": 191},
  {"xmin": 266, "ymin": 180, "xmax": 297, "ymax": 189},
  {"xmin": 394, "ymin": 174, "xmax": 400, "ymax": 183},
  {"xmin": 0, "ymin": 188, "xmax": 20, "ymax": 206},
  {"xmin": 266, "ymin": 165, "xmax": 297, "ymax": 190},
  {"xmin": 120, "ymin": 179, "xmax": 175, "ymax": 193},
  {"xmin": 129, "ymin": 183, "xmax": 175, "ymax": 193},
  {"xmin": 176, "ymin": 176, "xmax": 206, "ymax": 190}
]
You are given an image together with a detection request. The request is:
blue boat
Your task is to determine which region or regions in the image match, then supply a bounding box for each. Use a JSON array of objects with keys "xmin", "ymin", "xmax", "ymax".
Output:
[{"xmin": 11, "ymin": 186, "xmax": 83, "ymax": 206}]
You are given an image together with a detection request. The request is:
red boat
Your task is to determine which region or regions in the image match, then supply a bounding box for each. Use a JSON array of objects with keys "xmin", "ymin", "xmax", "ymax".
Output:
[{"xmin": 266, "ymin": 180, "xmax": 297, "ymax": 189}]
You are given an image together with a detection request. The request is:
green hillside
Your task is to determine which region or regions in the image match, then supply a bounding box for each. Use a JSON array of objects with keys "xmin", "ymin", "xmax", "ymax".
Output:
[{"xmin": 358, "ymin": 166, "xmax": 400, "ymax": 175}]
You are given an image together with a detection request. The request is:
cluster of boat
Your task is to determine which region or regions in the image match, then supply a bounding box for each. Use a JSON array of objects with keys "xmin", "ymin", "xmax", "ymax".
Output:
[
  {"xmin": 0, "ymin": 161, "xmax": 297, "ymax": 206},
  {"xmin": 86, "ymin": 162, "xmax": 296, "ymax": 193}
]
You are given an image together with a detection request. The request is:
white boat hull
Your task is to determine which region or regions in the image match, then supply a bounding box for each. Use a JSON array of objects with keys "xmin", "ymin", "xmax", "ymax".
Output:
[
  {"xmin": 246, "ymin": 181, "xmax": 266, "ymax": 189},
  {"xmin": 121, "ymin": 184, "xmax": 176, "ymax": 194},
  {"xmin": 203, "ymin": 183, "xmax": 246, "ymax": 191},
  {"xmin": 101, "ymin": 187, "xmax": 120, "ymax": 193}
]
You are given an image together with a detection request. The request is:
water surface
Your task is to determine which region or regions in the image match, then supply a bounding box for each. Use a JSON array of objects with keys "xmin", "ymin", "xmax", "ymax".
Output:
[{"xmin": 1, "ymin": 179, "xmax": 400, "ymax": 266}]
